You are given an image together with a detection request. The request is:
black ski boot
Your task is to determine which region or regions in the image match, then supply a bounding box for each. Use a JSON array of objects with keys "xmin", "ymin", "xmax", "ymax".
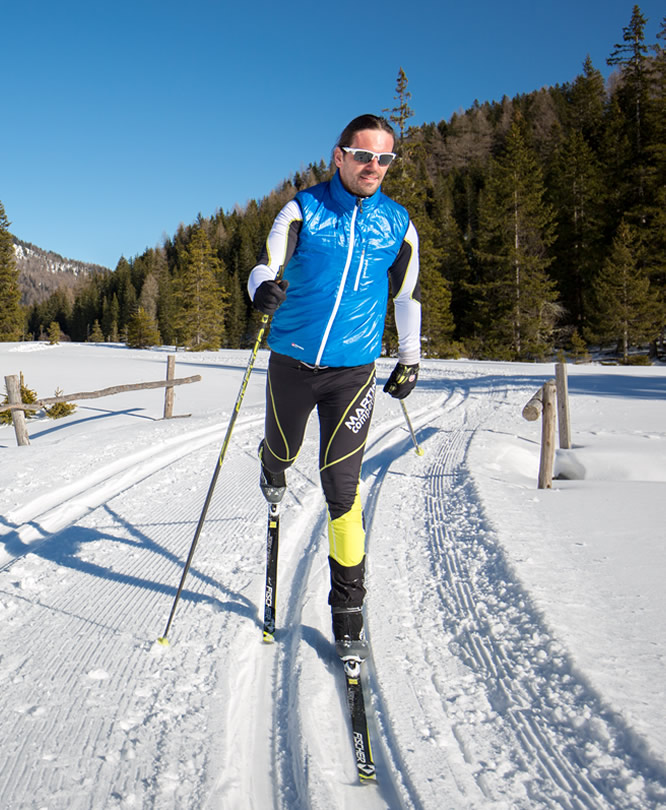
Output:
[
  {"xmin": 258, "ymin": 440, "xmax": 286, "ymax": 504},
  {"xmin": 332, "ymin": 606, "xmax": 369, "ymax": 661}
]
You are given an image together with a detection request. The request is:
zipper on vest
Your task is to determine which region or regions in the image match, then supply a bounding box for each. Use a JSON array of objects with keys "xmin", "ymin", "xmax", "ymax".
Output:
[
  {"xmin": 314, "ymin": 203, "xmax": 358, "ymax": 366},
  {"xmin": 353, "ymin": 249, "xmax": 366, "ymax": 291},
  {"xmin": 353, "ymin": 198, "xmax": 365, "ymax": 289}
]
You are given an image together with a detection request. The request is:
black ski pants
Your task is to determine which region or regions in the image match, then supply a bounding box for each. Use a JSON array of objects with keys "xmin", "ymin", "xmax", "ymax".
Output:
[{"xmin": 262, "ymin": 352, "xmax": 376, "ymax": 610}]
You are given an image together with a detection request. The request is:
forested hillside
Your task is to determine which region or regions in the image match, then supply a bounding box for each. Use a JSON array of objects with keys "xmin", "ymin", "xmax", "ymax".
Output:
[
  {"xmin": 7, "ymin": 6, "xmax": 666, "ymax": 361},
  {"xmin": 13, "ymin": 237, "xmax": 109, "ymax": 307}
]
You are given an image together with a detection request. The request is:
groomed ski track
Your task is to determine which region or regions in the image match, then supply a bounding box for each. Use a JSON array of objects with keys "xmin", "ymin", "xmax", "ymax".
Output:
[{"xmin": 0, "ymin": 355, "xmax": 664, "ymax": 809}]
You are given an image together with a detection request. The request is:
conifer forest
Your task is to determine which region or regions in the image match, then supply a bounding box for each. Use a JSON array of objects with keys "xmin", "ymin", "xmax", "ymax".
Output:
[{"xmin": 2, "ymin": 7, "xmax": 665, "ymax": 362}]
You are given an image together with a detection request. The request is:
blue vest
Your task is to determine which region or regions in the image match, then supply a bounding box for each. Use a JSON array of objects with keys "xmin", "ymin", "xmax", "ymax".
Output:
[{"xmin": 268, "ymin": 171, "xmax": 410, "ymax": 367}]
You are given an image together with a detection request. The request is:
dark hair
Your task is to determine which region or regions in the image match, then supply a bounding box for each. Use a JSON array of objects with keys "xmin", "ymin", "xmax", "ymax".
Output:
[{"xmin": 336, "ymin": 114, "xmax": 395, "ymax": 149}]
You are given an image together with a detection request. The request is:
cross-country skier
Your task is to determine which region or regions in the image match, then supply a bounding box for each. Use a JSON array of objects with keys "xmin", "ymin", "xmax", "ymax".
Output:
[{"xmin": 247, "ymin": 113, "xmax": 421, "ymax": 658}]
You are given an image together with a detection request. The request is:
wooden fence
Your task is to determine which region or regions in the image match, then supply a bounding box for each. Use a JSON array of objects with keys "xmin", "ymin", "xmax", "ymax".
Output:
[
  {"xmin": 2, "ymin": 355, "xmax": 201, "ymax": 447},
  {"xmin": 522, "ymin": 361, "xmax": 571, "ymax": 489}
]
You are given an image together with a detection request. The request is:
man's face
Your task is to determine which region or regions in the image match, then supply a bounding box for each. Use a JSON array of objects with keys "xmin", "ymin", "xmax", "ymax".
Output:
[{"xmin": 334, "ymin": 128, "xmax": 395, "ymax": 198}]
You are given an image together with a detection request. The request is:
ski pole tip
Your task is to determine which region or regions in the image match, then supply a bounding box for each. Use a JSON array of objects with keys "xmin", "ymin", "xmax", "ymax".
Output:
[
  {"xmin": 157, "ymin": 636, "xmax": 170, "ymax": 646},
  {"xmin": 416, "ymin": 446, "xmax": 424, "ymax": 456}
]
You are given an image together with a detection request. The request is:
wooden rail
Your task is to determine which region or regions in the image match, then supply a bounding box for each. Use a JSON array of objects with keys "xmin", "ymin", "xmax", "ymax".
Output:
[{"xmin": 3, "ymin": 355, "xmax": 201, "ymax": 447}]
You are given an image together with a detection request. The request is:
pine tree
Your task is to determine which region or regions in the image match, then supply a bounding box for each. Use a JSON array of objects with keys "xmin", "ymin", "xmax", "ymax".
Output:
[
  {"xmin": 643, "ymin": 18, "xmax": 666, "ymax": 300},
  {"xmin": 648, "ymin": 17, "xmax": 666, "ymax": 183},
  {"xmin": 146, "ymin": 246, "xmax": 176, "ymax": 346},
  {"xmin": 45, "ymin": 389, "xmax": 76, "ymax": 419},
  {"xmin": 433, "ymin": 175, "xmax": 472, "ymax": 342},
  {"xmin": 569, "ymin": 328, "xmax": 591, "ymax": 362},
  {"xmin": 69, "ymin": 281, "xmax": 101, "ymax": 341},
  {"xmin": 589, "ymin": 221, "xmax": 661, "ymax": 360},
  {"xmin": 102, "ymin": 293, "xmax": 120, "ymax": 340},
  {"xmin": 115, "ymin": 257, "xmax": 138, "ymax": 332},
  {"xmin": 382, "ymin": 70, "xmax": 455, "ymax": 356},
  {"xmin": 126, "ymin": 307, "xmax": 162, "ymax": 349},
  {"xmin": 173, "ymin": 226, "xmax": 228, "ymax": 350},
  {"xmin": 419, "ymin": 263, "xmax": 456, "ymax": 357},
  {"xmin": 89, "ymin": 320, "xmax": 105, "ymax": 342},
  {"xmin": 599, "ymin": 94, "xmax": 633, "ymax": 229},
  {"xmin": 221, "ymin": 267, "xmax": 245, "ymax": 348},
  {"xmin": 569, "ymin": 56, "xmax": 607, "ymax": 149},
  {"xmin": 138, "ymin": 273, "xmax": 159, "ymax": 320},
  {"xmin": 474, "ymin": 118, "xmax": 559, "ymax": 359},
  {"xmin": 232, "ymin": 216, "xmax": 263, "ymax": 294},
  {"xmin": 0, "ymin": 201, "xmax": 24, "ymax": 341},
  {"xmin": 607, "ymin": 4, "xmax": 651, "ymax": 221},
  {"xmin": 548, "ymin": 129, "xmax": 606, "ymax": 331},
  {"xmin": 48, "ymin": 321, "xmax": 61, "ymax": 345},
  {"xmin": 383, "ymin": 67, "xmax": 414, "ymax": 140}
]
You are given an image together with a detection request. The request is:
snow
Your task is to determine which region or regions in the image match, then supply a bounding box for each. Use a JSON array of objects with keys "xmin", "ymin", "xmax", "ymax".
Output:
[{"xmin": 0, "ymin": 342, "xmax": 665, "ymax": 810}]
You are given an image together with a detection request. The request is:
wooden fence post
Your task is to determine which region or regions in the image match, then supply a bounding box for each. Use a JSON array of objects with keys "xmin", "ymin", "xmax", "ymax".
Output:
[
  {"xmin": 163, "ymin": 355, "xmax": 176, "ymax": 419},
  {"xmin": 5, "ymin": 375, "xmax": 30, "ymax": 447},
  {"xmin": 537, "ymin": 380, "xmax": 556, "ymax": 489},
  {"xmin": 555, "ymin": 361, "xmax": 571, "ymax": 449}
]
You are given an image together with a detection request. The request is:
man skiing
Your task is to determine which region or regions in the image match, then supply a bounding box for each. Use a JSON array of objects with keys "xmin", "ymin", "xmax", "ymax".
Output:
[{"xmin": 247, "ymin": 113, "xmax": 421, "ymax": 659}]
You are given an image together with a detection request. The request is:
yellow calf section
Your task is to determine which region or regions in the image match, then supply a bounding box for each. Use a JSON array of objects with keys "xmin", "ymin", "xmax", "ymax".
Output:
[{"xmin": 327, "ymin": 490, "xmax": 365, "ymax": 567}]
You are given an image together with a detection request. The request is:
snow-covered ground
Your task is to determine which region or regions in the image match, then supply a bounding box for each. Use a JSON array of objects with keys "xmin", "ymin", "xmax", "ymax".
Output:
[{"xmin": 0, "ymin": 342, "xmax": 664, "ymax": 810}]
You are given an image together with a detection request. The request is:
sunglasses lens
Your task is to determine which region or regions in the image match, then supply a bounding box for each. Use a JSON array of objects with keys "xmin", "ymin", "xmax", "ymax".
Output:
[
  {"xmin": 352, "ymin": 150, "xmax": 374, "ymax": 163},
  {"xmin": 378, "ymin": 154, "xmax": 394, "ymax": 166}
]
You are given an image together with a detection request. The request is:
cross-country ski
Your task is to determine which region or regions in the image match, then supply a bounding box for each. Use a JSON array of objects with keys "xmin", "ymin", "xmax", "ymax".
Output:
[{"xmin": 341, "ymin": 656, "xmax": 376, "ymax": 782}]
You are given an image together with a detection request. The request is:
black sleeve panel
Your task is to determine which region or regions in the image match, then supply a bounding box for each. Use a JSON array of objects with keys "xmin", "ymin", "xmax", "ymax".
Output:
[
  {"xmin": 388, "ymin": 240, "xmax": 422, "ymax": 303},
  {"xmin": 257, "ymin": 208, "xmax": 303, "ymax": 268},
  {"xmin": 284, "ymin": 219, "xmax": 302, "ymax": 267}
]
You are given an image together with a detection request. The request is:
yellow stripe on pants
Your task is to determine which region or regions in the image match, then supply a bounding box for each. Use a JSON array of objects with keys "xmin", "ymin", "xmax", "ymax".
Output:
[{"xmin": 327, "ymin": 489, "xmax": 365, "ymax": 567}]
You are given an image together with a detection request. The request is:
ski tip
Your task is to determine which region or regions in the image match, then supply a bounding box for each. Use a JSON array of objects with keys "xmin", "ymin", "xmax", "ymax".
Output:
[
  {"xmin": 157, "ymin": 636, "xmax": 170, "ymax": 646},
  {"xmin": 262, "ymin": 631, "xmax": 275, "ymax": 644}
]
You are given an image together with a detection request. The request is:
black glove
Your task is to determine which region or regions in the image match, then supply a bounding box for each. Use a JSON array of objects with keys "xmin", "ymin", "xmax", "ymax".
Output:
[
  {"xmin": 253, "ymin": 279, "xmax": 289, "ymax": 315},
  {"xmin": 383, "ymin": 362, "xmax": 419, "ymax": 399}
]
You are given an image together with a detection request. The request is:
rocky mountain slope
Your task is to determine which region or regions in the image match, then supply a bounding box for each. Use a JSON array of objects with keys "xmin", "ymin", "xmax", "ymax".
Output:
[{"xmin": 13, "ymin": 236, "xmax": 109, "ymax": 307}]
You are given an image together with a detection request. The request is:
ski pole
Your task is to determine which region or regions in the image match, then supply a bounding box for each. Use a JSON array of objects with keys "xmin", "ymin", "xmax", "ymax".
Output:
[
  {"xmin": 158, "ymin": 278, "xmax": 281, "ymax": 645},
  {"xmin": 400, "ymin": 399, "xmax": 424, "ymax": 456}
]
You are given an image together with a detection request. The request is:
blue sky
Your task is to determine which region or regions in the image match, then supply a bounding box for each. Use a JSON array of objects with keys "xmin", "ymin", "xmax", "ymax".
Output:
[{"xmin": 2, "ymin": 0, "xmax": 664, "ymax": 270}]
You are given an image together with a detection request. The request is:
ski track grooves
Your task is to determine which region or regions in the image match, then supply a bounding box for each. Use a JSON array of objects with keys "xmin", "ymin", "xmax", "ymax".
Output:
[
  {"xmin": 1, "ymin": 426, "xmax": 272, "ymax": 810},
  {"xmin": 2, "ymin": 375, "xmax": 665, "ymax": 809},
  {"xmin": 415, "ymin": 387, "xmax": 665, "ymax": 809},
  {"xmin": 0, "ymin": 413, "xmax": 264, "ymax": 570}
]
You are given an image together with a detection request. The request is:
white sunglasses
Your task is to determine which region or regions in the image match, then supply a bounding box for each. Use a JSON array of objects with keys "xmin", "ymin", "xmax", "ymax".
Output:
[{"xmin": 340, "ymin": 146, "xmax": 397, "ymax": 167}]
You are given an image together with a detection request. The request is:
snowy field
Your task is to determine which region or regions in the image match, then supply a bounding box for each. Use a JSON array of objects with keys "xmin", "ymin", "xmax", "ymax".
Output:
[{"xmin": 0, "ymin": 342, "xmax": 665, "ymax": 810}]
